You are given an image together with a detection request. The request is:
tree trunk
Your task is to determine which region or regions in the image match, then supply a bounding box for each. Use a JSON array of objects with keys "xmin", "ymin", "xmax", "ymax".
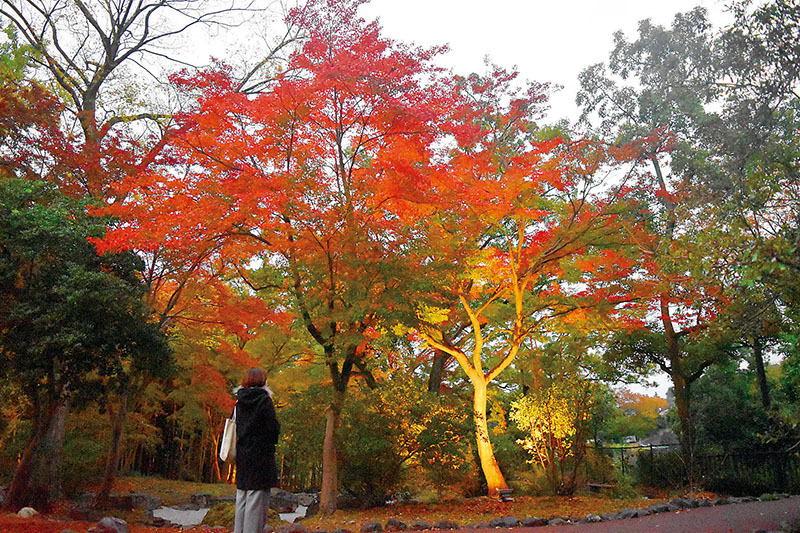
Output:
[
  {"xmin": 2, "ymin": 395, "xmax": 70, "ymax": 511},
  {"xmin": 319, "ymin": 390, "xmax": 344, "ymax": 514},
  {"xmin": 427, "ymin": 349, "xmax": 449, "ymax": 394},
  {"xmin": 753, "ymin": 336, "xmax": 771, "ymax": 408},
  {"xmin": 472, "ymin": 380, "xmax": 507, "ymax": 496},
  {"xmin": 671, "ymin": 372, "xmax": 695, "ymax": 487},
  {"xmin": 97, "ymin": 382, "xmax": 130, "ymax": 506}
]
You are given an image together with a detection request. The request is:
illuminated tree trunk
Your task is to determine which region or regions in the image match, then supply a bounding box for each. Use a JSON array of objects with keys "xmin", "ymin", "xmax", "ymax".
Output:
[{"xmin": 472, "ymin": 379, "xmax": 508, "ymax": 496}]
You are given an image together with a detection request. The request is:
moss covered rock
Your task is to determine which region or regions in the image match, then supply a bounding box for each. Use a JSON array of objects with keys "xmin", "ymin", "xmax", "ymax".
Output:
[{"xmin": 202, "ymin": 501, "xmax": 282, "ymax": 528}]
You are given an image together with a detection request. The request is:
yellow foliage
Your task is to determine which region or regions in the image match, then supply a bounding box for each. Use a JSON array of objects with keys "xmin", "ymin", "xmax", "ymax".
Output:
[
  {"xmin": 416, "ymin": 304, "xmax": 451, "ymax": 325},
  {"xmin": 510, "ymin": 384, "xmax": 578, "ymax": 468}
]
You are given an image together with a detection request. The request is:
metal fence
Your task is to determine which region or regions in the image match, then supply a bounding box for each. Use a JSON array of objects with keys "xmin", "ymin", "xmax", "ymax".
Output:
[{"xmin": 592, "ymin": 444, "xmax": 800, "ymax": 494}]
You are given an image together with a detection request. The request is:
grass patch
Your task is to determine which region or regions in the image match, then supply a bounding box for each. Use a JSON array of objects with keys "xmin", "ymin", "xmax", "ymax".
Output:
[{"xmin": 86, "ymin": 475, "xmax": 235, "ymax": 506}]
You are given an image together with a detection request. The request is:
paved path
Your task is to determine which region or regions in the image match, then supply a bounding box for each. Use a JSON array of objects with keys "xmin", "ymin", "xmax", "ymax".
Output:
[{"xmin": 469, "ymin": 496, "xmax": 800, "ymax": 533}]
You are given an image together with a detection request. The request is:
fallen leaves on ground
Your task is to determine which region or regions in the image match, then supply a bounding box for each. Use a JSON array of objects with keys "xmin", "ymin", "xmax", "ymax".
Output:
[
  {"xmin": 0, "ymin": 513, "xmax": 210, "ymax": 533},
  {"xmin": 300, "ymin": 494, "xmax": 661, "ymax": 531}
]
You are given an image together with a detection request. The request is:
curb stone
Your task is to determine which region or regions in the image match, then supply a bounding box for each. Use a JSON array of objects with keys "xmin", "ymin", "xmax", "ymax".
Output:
[
  {"xmin": 489, "ymin": 516, "xmax": 520, "ymax": 528},
  {"xmin": 521, "ymin": 517, "xmax": 547, "ymax": 527},
  {"xmin": 386, "ymin": 518, "xmax": 408, "ymax": 531}
]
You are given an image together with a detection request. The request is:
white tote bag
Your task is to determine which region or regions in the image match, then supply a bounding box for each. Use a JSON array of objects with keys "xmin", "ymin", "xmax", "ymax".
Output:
[{"xmin": 219, "ymin": 405, "xmax": 237, "ymax": 463}]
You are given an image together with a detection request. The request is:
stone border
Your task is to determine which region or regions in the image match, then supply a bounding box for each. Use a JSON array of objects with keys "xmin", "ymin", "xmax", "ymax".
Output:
[{"xmin": 261, "ymin": 493, "xmax": 795, "ymax": 533}]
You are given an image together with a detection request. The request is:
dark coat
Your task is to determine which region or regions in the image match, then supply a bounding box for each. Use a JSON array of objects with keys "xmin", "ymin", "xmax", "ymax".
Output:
[{"xmin": 235, "ymin": 386, "xmax": 280, "ymax": 490}]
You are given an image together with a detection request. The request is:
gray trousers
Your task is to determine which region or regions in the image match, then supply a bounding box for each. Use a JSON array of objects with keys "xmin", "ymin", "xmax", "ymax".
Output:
[{"xmin": 234, "ymin": 488, "xmax": 271, "ymax": 533}]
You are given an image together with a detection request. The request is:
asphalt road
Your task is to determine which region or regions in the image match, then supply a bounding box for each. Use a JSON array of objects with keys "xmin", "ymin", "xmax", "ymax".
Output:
[{"xmin": 468, "ymin": 496, "xmax": 800, "ymax": 533}]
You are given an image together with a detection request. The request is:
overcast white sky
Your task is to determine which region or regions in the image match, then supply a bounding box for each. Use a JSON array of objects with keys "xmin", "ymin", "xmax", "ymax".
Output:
[{"xmin": 360, "ymin": 0, "xmax": 730, "ymax": 124}]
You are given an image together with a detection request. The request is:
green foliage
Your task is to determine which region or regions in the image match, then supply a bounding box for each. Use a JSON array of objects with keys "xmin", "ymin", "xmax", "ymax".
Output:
[
  {"xmin": 0, "ymin": 25, "xmax": 35, "ymax": 79},
  {"xmin": 338, "ymin": 392, "xmax": 407, "ymax": 507},
  {"xmin": 276, "ymin": 385, "xmax": 328, "ymax": 491},
  {"xmin": 691, "ymin": 360, "xmax": 770, "ymax": 453},
  {"xmin": 0, "ymin": 179, "xmax": 172, "ymax": 403},
  {"xmin": 60, "ymin": 408, "xmax": 111, "ymax": 494}
]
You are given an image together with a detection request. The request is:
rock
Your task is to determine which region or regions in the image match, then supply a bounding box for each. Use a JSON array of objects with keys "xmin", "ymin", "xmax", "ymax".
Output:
[
  {"xmin": 59, "ymin": 530, "xmax": 80, "ymax": 533},
  {"xmin": 296, "ymin": 493, "xmax": 318, "ymax": 507},
  {"xmin": 309, "ymin": 530, "xmax": 328, "ymax": 533},
  {"xmin": 410, "ymin": 521, "xmax": 431, "ymax": 530},
  {"xmin": 585, "ymin": 513, "xmax": 602, "ymax": 523},
  {"xmin": 669, "ymin": 497, "xmax": 695, "ymax": 509},
  {"xmin": 133, "ymin": 492, "xmax": 161, "ymax": 510},
  {"xmin": 336, "ymin": 494, "xmax": 361, "ymax": 510},
  {"xmin": 697, "ymin": 498, "xmax": 712, "ymax": 507},
  {"xmin": 192, "ymin": 493, "xmax": 214, "ymax": 507},
  {"xmin": 271, "ymin": 489, "xmax": 298, "ymax": 513},
  {"xmin": 88, "ymin": 516, "xmax": 129, "ymax": 533},
  {"xmin": 17, "ymin": 507, "xmax": 38, "ymax": 518},
  {"xmin": 68, "ymin": 502, "xmax": 101, "ymax": 522},
  {"xmin": 599, "ymin": 512, "xmax": 617, "ymax": 521},
  {"xmin": 489, "ymin": 516, "xmax": 520, "ymax": 528},
  {"xmin": 385, "ymin": 518, "xmax": 408, "ymax": 531},
  {"xmin": 463, "ymin": 523, "xmax": 490, "ymax": 529},
  {"xmin": 647, "ymin": 503, "xmax": 670, "ymax": 514},
  {"xmin": 361, "ymin": 522, "xmax": 383, "ymax": 532},
  {"xmin": 521, "ymin": 517, "xmax": 548, "ymax": 527},
  {"xmin": 211, "ymin": 494, "xmax": 237, "ymax": 505},
  {"xmin": 305, "ymin": 500, "xmax": 320, "ymax": 519},
  {"xmin": 616, "ymin": 508, "xmax": 638, "ymax": 520},
  {"xmin": 331, "ymin": 529, "xmax": 353, "ymax": 533},
  {"xmin": 710, "ymin": 497, "xmax": 727, "ymax": 506},
  {"xmin": 547, "ymin": 518, "xmax": 568, "ymax": 526},
  {"xmin": 434, "ymin": 520, "xmax": 459, "ymax": 530},
  {"xmin": 276, "ymin": 524, "xmax": 308, "ymax": 533},
  {"xmin": 741, "ymin": 496, "xmax": 758, "ymax": 503},
  {"xmin": 148, "ymin": 517, "xmax": 170, "ymax": 527}
]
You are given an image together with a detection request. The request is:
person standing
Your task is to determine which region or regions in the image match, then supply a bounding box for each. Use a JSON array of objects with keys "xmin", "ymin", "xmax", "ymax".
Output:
[{"xmin": 234, "ymin": 367, "xmax": 280, "ymax": 533}]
